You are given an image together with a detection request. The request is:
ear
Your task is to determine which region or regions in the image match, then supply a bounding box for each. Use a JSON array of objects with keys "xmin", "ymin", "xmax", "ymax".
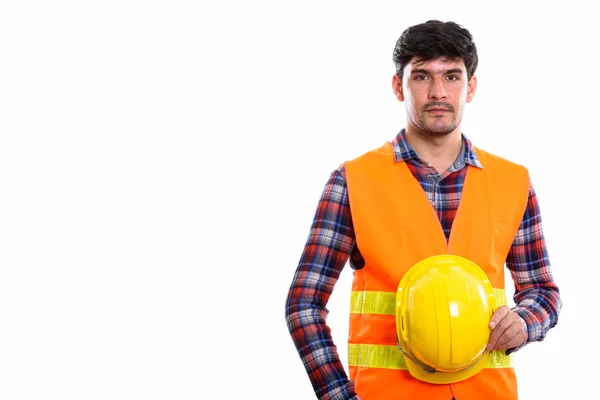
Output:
[
  {"xmin": 466, "ymin": 75, "xmax": 477, "ymax": 103},
  {"xmin": 392, "ymin": 74, "xmax": 404, "ymax": 101}
]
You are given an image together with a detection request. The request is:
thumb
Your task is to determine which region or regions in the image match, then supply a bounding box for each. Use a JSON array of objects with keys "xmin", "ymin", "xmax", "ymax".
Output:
[{"xmin": 489, "ymin": 305, "xmax": 509, "ymax": 329}]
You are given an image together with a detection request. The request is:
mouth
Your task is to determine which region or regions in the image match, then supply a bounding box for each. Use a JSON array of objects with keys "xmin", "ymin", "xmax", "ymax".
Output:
[
  {"xmin": 425, "ymin": 108, "xmax": 451, "ymax": 112},
  {"xmin": 424, "ymin": 103, "xmax": 454, "ymax": 113},
  {"xmin": 425, "ymin": 109, "xmax": 451, "ymax": 117}
]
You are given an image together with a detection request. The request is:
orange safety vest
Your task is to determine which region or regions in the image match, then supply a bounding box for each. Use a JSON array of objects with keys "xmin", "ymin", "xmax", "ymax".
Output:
[{"xmin": 344, "ymin": 142, "xmax": 530, "ymax": 400}]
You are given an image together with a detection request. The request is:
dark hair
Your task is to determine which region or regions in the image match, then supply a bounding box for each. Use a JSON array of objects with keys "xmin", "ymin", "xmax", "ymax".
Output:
[{"xmin": 393, "ymin": 20, "xmax": 478, "ymax": 80}]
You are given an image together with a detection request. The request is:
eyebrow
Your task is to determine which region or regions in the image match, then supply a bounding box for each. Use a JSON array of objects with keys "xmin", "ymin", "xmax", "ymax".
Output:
[{"xmin": 410, "ymin": 68, "xmax": 464, "ymax": 75}]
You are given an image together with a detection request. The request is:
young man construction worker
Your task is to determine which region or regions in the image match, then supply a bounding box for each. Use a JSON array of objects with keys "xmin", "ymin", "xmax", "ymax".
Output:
[{"xmin": 285, "ymin": 20, "xmax": 561, "ymax": 400}]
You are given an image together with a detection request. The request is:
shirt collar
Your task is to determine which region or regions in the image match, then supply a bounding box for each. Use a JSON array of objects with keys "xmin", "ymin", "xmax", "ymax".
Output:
[{"xmin": 391, "ymin": 128, "xmax": 483, "ymax": 169}]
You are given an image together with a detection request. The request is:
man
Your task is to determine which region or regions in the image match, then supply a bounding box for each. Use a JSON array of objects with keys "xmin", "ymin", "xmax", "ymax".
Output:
[{"xmin": 284, "ymin": 20, "xmax": 561, "ymax": 400}]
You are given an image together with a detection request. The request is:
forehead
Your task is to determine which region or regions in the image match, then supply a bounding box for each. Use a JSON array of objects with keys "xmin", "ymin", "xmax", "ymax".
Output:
[{"xmin": 405, "ymin": 57, "xmax": 466, "ymax": 74}]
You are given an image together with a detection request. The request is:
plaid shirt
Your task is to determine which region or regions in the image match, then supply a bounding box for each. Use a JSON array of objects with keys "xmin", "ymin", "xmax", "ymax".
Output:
[{"xmin": 285, "ymin": 130, "xmax": 562, "ymax": 400}]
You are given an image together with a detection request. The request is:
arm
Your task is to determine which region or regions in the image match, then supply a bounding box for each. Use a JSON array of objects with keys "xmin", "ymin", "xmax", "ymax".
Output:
[
  {"xmin": 506, "ymin": 180, "xmax": 562, "ymax": 348},
  {"xmin": 284, "ymin": 166, "xmax": 359, "ymax": 400}
]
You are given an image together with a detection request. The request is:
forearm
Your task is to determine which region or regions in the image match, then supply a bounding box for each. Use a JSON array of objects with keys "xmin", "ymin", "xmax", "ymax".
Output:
[
  {"xmin": 512, "ymin": 281, "xmax": 561, "ymax": 343},
  {"xmin": 285, "ymin": 297, "xmax": 358, "ymax": 399},
  {"xmin": 506, "ymin": 182, "xmax": 562, "ymax": 345},
  {"xmin": 285, "ymin": 258, "xmax": 359, "ymax": 399}
]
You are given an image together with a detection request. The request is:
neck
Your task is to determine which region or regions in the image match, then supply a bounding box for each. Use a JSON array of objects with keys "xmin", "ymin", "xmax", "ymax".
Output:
[{"xmin": 404, "ymin": 126, "xmax": 463, "ymax": 173}]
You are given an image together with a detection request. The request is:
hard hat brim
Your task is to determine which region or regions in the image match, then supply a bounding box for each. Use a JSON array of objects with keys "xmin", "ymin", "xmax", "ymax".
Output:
[{"xmin": 404, "ymin": 350, "xmax": 489, "ymax": 384}]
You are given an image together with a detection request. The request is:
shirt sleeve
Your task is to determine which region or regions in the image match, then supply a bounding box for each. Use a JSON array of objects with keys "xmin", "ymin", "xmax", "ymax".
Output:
[
  {"xmin": 506, "ymin": 180, "xmax": 562, "ymax": 348},
  {"xmin": 285, "ymin": 166, "xmax": 360, "ymax": 400}
]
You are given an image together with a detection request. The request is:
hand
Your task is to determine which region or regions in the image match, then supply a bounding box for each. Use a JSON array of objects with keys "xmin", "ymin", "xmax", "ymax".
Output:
[{"xmin": 486, "ymin": 306, "xmax": 527, "ymax": 351}]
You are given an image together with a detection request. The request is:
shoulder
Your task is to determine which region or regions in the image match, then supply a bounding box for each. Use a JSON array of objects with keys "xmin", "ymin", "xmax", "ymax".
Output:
[
  {"xmin": 474, "ymin": 146, "xmax": 529, "ymax": 174},
  {"xmin": 474, "ymin": 147, "xmax": 530, "ymax": 197},
  {"xmin": 345, "ymin": 142, "xmax": 394, "ymax": 169}
]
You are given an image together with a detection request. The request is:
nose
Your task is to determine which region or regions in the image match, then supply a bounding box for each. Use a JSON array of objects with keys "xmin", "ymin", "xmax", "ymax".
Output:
[{"xmin": 428, "ymin": 77, "xmax": 447, "ymax": 100}]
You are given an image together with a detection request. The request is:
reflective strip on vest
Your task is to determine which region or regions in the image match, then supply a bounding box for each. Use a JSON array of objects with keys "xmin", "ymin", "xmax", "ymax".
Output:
[
  {"xmin": 348, "ymin": 343, "xmax": 513, "ymax": 369},
  {"xmin": 350, "ymin": 288, "xmax": 508, "ymax": 314},
  {"xmin": 348, "ymin": 287, "xmax": 512, "ymax": 370}
]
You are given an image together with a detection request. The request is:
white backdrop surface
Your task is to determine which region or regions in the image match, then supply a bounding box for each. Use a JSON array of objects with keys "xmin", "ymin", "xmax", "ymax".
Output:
[{"xmin": 0, "ymin": 1, "xmax": 595, "ymax": 399}]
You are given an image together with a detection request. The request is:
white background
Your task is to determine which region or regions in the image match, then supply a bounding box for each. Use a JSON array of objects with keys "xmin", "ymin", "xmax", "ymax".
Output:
[{"xmin": 0, "ymin": 1, "xmax": 595, "ymax": 399}]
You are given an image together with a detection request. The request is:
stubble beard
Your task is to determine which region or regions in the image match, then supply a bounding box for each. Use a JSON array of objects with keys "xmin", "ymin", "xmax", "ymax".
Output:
[
  {"xmin": 418, "ymin": 116, "xmax": 458, "ymax": 137},
  {"xmin": 410, "ymin": 109, "xmax": 463, "ymax": 139}
]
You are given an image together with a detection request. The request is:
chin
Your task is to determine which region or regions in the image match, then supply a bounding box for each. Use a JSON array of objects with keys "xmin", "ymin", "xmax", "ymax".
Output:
[
  {"xmin": 423, "ymin": 120, "xmax": 458, "ymax": 136},
  {"xmin": 429, "ymin": 130, "xmax": 454, "ymax": 137},
  {"xmin": 420, "ymin": 125, "xmax": 456, "ymax": 136}
]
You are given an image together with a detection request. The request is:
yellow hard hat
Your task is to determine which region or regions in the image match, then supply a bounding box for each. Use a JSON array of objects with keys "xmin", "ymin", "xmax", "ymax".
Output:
[{"xmin": 395, "ymin": 254, "xmax": 496, "ymax": 384}]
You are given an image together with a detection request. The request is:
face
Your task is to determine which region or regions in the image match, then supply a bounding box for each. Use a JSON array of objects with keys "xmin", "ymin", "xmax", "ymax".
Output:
[{"xmin": 392, "ymin": 57, "xmax": 477, "ymax": 137}]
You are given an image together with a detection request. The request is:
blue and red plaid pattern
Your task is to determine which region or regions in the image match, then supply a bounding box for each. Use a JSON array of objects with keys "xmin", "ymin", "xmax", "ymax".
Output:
[{"xmin": 285, "ymin": 130, "xmax": 561, "ymax": 400}]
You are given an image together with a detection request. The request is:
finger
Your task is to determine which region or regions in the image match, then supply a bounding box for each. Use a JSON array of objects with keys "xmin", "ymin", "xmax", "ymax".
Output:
[
  {"xmin": 487, "ymin": 308, "xmax": 510, "ymax": 349},
  {"xmin": 494, "ymin": 324, "xmax": 525, "ymax": 350},
  {"xmin": 489, "ymin": 305, "xmax": 509, "ymax": 329},
  {"xmin": 495, "ymin": 321, "xmax": 526, "ymax": 350},
  {"xmin": 488, "ymin": 310, "xmax": 518, "ymax": 350},
  {"xmin": 487, "ymin": 322, "xmax": 510, "ymax": 350}
]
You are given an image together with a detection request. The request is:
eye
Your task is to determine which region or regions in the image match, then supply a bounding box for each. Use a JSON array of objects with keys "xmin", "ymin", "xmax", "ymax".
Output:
[
  {"xmin": 414, "ymin": 75, "xmax": 428, "ymax": 81},
  {"xmin": 446, "ymin": 75, "xmax": 460, "ymax": 81}
]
